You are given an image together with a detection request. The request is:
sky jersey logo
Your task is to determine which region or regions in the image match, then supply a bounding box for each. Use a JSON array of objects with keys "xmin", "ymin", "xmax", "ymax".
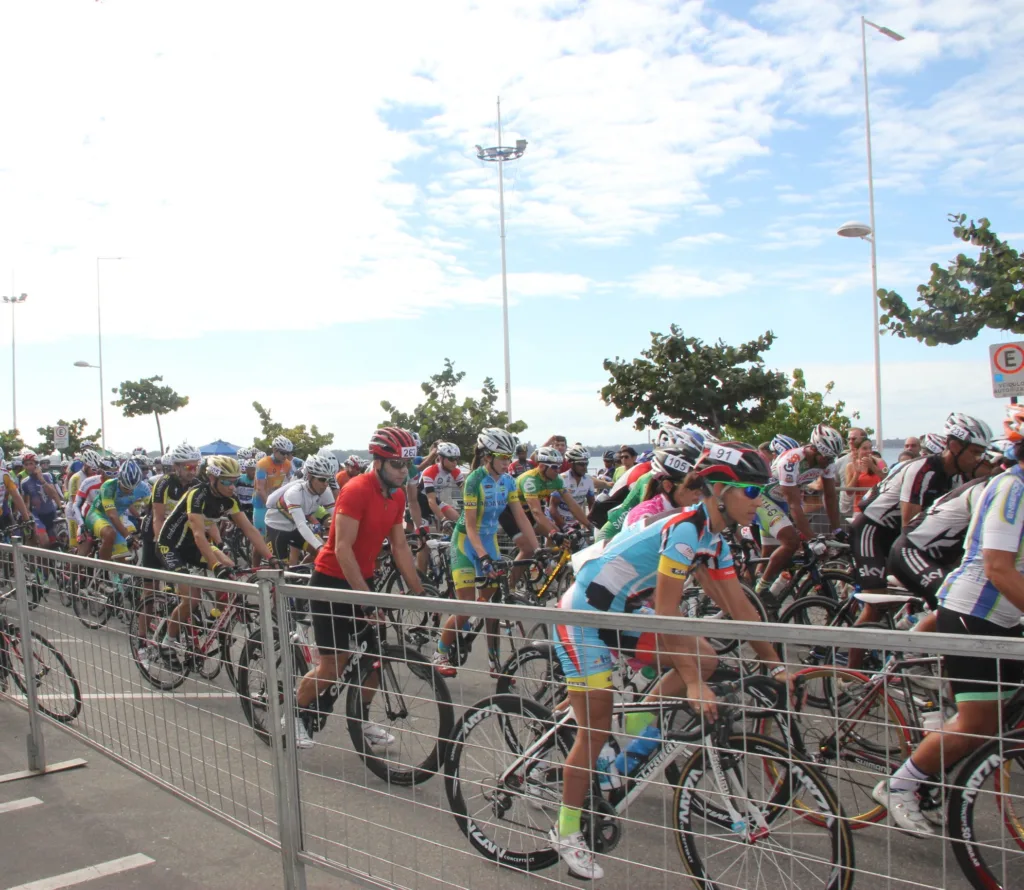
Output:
[{"xmin": 1003, "ymin": 480, "xmax": 1023, "ymax": 524}]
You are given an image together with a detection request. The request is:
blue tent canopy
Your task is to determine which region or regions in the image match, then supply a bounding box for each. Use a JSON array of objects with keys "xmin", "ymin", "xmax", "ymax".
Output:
[{"xmin": 198, "ymin": 439, "xmax": 241, "ymax": 456}]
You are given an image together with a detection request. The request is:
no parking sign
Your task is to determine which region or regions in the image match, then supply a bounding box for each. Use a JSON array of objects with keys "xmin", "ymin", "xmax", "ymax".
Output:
[
  {"xmin": 54, "ymin": 424, "xmax": 69, "ymax": 450},
  {"xmin": 990, "ymin": 342, "xmax": 1024, "ymax": 398}
]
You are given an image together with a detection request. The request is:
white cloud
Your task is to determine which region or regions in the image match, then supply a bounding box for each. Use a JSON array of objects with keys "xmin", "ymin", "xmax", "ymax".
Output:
[
  {"xmin": 629, "ymin": 266, "xmax": 753, "ymax": 299},
  {"xmin": 667, "ymin": 232, "xmax": 733, "ymax": 248}
]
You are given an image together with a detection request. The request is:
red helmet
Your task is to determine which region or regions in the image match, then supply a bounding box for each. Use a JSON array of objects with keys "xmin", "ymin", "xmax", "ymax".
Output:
[
  {"xmin": 1004, "ymin": 404, "xmax": 1024, "ymax": 443},
  {"xmin": 368, "ymin": 427, "xmax": 418, "ymax": 460},
  {"xmin": 693, "ymin": 441, "xmax": 771, "ymax": 485}
]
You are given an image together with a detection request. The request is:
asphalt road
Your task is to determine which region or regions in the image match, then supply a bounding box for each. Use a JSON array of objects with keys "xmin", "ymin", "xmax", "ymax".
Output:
[{"xmin": 0, "ymin": 582, "xmax": 988, "ymax": 890}]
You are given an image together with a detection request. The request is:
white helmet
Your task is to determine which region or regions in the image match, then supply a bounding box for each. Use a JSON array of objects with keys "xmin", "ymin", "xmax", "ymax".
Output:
[
  {"xmin": 477, "ymin": 428, "xmax": 518, "ymax": 455},
  {"xmin": 535, "ymin": 446, "xmax": 563, "ymax": 468},
  {"xmin": 565, "ymin": 445, "xmax": 590, "ymax": 463},
  {"xmin": 921, "ymin": 433, "xmax": 946, "ymax": 455},
  {"xmin": 437, "ymin": 441, "xmax": 461, "ymax": 460},
  {"xmin": 303, "ymin": 454, "xmax": 336, "ymax": 480},
  {"xmin": 809, "ymin": 424, "xmax": 844, "ymax": 459},
  {"xmin": 944, "ymin": 413, "xmax": 992, "ymax": 447},
  {"xmin": 236, "ymin": 446, "xmax": 254, "ymax": 460},
  {"xmin": 170, "ymin": 442, "xmax": 201, "ymax": 464},
  {"xmin": 271, "ymin": 435, "xmax": 294, "ymax": 453},
  {"xmin": 82, "ymin": 449, "xmax": 102, "ymax": 472},
  {"xmin": 254, "ymin": 450, "xmax": 267, "ymax": 461}
]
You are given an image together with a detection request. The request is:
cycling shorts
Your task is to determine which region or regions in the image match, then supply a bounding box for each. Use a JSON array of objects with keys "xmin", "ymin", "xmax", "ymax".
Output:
[
  {"xmin": 308, "ymin": 571, "xmax": 374, "ymax": 653},
  {"xmin": 141, "ymin": 531, "xmax": 162, "ymax": 570},
  {"xmin": 936, "ymin": 609, "xmax": 1023, "ymax": 702},
  {"xmin": 158, "ymin": 541, "xmax": 224, "ymax": 573},
  {"xmin": 753, "ymin": 495, "xmax": 792, "ymax": 545},
  {"xmin": 267, "ymin": 526, "xmax": 307, "ymax": 560},
  {"xmin": 498, "ymin": 505, "xmax": 528, "ymax": 539},
  {"xmin": 82, "ymin": 511, "xmax": 126, "ymax": 547},
  {"xmin": 251, "ymin": 505, "xmax": 267, "ymax": 533},
  {"xmin": 885, "ymin": 537, "xmax": 948, "ymax": 610},
  {"xmin": 450, "ymin": 530, "xmax": 500, "ymax": 588},
  {"xmin": 849, "ymin": 514, "xmax": 896, "ymax": 589}
]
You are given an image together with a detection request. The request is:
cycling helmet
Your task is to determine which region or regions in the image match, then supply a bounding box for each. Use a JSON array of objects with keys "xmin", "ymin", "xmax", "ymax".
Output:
[
  {"xmin": 368, "ymin": 427, "xmax": 418, "ymax": 460},
  {"xmin": 411, "ymin": 431, "xmax": 422, "ymax": 449},
  {"xmin": 535, "ymin": 446, "xmax": 563, "ymax": 468},
  {"xmin": 477, "ymin": 427, "xmax": 518, "ymax": 456},
  {"xmin": 271, "ymin": 435, "xmax": 294, "ymax": 453},
  {"xmin": 809, "ymin": 424, "xmax": 844, "ymax": 459},
  {"xmin": 1003, "ymin": 404, "xmax": 1024, "ymax": 442},
  {"xmin": 437, "ymin": 441, "xmax": 461, "ymax": 460},
  {"xmin": 650, "ymin": 446, "xmax": 695, "ymax": 481},
  {"xmin": 944, "ymin": 412, "xmax": 992, "ymax": 447},
  {"xmin": 992, "ymin": 438, "xmax": 1018, "ymax": 461},
  {"xmin": 920, "ymin": 433, "xmax": 945, "ymax": 455},
  {"xmin": 21, "ymin": 450, "xmax": 37, "ymax": 463},
  {"xmin": 39, "ymin": 455, "xmax": 51, "ymax": 467},
  {"xmin": 683, "ymin": 425, "xmax": 717, "ymax": 447},
  {"xmin": 603, "ymin": 449, "xmax": 616, "ymax": 461},
  {"xmin": 638, "ymin": 450, "xmax": 654, "ymax": 464},
  {"xmin": 770, "ymin": 434, "xmax": 800, "ymax": 457},
  {"xmin": 254, "ymin": 450, "xmax": 267, "ymax": 461},
  {"xmin": 118, "ymin": 460, "xmax": 142, "ymax": 489},
  {"xmin": 170, "ymin": 442, "xmax": 201, "ymax": 464},
  {"xmin": 656, "ymin": 425, "xmax": 687, "ymax": 449},
  {"xmin": 565, "ymin": 445, "xmax": 590, "ymax": 463},
  {"xmin": 693, "ymin": 441, "xmax": 771, "ymax": 486},
  {"xmin": 207, "ymin": 455, "xmax": 241, "ymax": 478},
  {"xmin": 82, "ymin": 450, "xmax": 101, "ymax": 472},
  {"xmin": 241, "ymin": 457, "xmax": 257, "ymax": 471},
  {"xmin": 303, "ymin": 454, "xmax": 335, "ymax": 480},
  {"xmin": 344, "ymin": 454, "xmax": 363, "ymax": 471},
  {"xmin": 97, "ymin": 455, "xmax": 118, "ymax": 474},
  {"xmin": 11, "ymin": 457, "xmax": 22, "ymax": 469},
  {"xmin": 80, "ymin": 440, "xmax": 96, "ymax": 450},
  {"xmin": 320, "ymin": 452, "xmax": 340, "ymax": 477}
]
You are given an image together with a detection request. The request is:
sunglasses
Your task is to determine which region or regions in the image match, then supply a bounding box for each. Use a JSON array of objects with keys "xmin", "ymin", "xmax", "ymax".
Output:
[
  {"xmin": 387, "ymin": 459, "xmax": 412, "ymax": 470},
  {"xmin": 491, "ymin": 452, "xmax": 513, "ymax": 460},
  {"xmin": 215, "ymin": 476, "xmax": 238, "ymax": 487},
  {"xmin": 275, "ymin": 450, "xmax": 294, "ymax": 457},
  {"xmin": 718, "ymin": 480, "xmax": 765, "ymax": 500},
  {"xmin": 308, "ymin": 474, "xmax": 330, "ymax": 483},
  {"xmin": 183, "ymin": 462, "xmax": 199, "ymax": 471}
]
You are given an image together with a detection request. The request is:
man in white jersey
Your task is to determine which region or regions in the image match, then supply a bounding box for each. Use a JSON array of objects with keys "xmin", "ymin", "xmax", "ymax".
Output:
[{"xmin": 550, "ymin": 445, "xmax": 595, "ymax": 530}]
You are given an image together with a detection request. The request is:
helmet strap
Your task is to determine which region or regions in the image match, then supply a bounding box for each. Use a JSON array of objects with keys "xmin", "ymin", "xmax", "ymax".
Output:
[{"xmin": 375, "ymin": 465, "xmax": 401, "ymax": 499}]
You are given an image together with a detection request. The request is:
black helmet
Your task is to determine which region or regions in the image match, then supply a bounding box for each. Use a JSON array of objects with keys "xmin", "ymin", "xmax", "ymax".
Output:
[
  {"xmin": 650, "ymin": 446, "xmax": 695, "ymax": 482},
  {"xmin": 693, "ymin": 441, "xmax": 771, "ymax": 486},
  {"xmin": 603, "ymin": 450, "xmax": 616, "ymax": 461}
]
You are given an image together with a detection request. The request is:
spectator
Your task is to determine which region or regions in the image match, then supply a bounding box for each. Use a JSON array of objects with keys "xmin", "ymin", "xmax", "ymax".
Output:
[
  {"xmin": 897, "ymin": 449, "xmax": 916, "ymax": 464},
  {"xmin": 903, "ymin": 436, "xmax": 922, "ymax": 459},
  {"xmin": 613, "ymin": 445, "xmax": 637, "ymax": 481},
  {"xmin": 845, "ymin": 438, "xmax": 885, "ymax": 511},
  {"xmin": 835, "ymin": 427, "xmax": 868, "ymax": 516}
]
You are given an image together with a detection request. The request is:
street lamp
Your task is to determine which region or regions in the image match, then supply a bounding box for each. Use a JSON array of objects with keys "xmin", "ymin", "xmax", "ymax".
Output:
[
  {"xmin": 95, "ymin": 257, "xmax": 123, "ymax": 449},
  {"xmin": 2, "ymin": 292, "xmax": 28, "ymax": 432},
  {"xmin": 836, "ymin": 17, "xmax": 904, "ymax": 448},
  {"xmin": 476, "ymin": 97, "xmax": 527, "ymax": 422},
  {"xmin": 73, "ymin": 360, "xmax": 105, "ymax": 451}
]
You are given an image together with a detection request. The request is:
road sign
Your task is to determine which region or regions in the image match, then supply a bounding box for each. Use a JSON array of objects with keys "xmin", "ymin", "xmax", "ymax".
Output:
[
  {"xmin": 990, "ymin": 342, "xmax": 1024, "ymax": 397},
  {"xmin": 53, "ymin": 424, "xmax": 69, "ymax": 450}
]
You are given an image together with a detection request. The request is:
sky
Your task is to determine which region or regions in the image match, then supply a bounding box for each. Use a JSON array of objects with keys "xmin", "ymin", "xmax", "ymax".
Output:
[{"xmin": 0, "ymin": 0, "xmax": 1021, "ymax": 454}]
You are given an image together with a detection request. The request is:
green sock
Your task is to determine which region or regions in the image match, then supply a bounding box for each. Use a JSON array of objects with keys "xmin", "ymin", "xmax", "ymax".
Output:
[
  {"xmin": 437, "ymin": 640, "xmax": 450, "ymax": 656},
  {"xmin": 625, "ymin": 711, "xmax": 656, "ymax": 737},
  {"xmin": 755, "ymin": 576, "xmax": 770, "ymax": 594},
  {"xmin": 558, "ymin": 805, "xmax": 582, "ymax": 837}
]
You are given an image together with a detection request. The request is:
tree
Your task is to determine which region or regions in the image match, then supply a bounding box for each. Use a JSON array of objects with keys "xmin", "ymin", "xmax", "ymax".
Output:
[
  {"xmin": 251, "ymin": 402, "xmax": 334, "ymax": 459},
  {"xmin": 601, "ymin": 326, "xmax": 790, "ymax": 434},
  {"xmin": 111, "ymin": 376, "xmax": 189, "ymax": 453},
  {"xmin": 35, "ymin": 418, "xmax": 101, "ymax": 455},
  {"xmin": 878, "ymin": 213, "xmax": 1024, "ymax": 346},
  {"xmin": 725, "ymin": 369, "xmax": 867, "ymax": 445},
  {"xmin": 380, "ymin": 358, "xmax": 527, "ymax": 458},
  {"xmin": 0, "ymin": 429, "xmax": 25, "ymax": 457}
]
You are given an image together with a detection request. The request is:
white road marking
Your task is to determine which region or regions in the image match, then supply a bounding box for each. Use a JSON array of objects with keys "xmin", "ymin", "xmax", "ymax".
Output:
[
  {"xmin": 0, "ymin": 796, "xmax": 42, "ymax": 814},
  {"xmin": 5, "ymin": 853, "xmax": 155, "ymax": 889}
]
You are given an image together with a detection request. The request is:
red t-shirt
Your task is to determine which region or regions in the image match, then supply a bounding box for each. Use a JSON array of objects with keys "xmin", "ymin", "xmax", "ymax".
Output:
[{"xmin": 314, "ymin": 472, "xmax": 406, "ymax": 581}]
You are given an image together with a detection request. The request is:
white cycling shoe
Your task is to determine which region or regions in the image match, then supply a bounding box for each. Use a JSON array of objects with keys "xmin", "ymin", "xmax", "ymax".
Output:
[
  {"xmin": 548, "ymin": 827, "xmax": 604, "ymax": 880},
  {"xmin": 872, "ymin": 780, "xmax": 936, "ymax": 836}
]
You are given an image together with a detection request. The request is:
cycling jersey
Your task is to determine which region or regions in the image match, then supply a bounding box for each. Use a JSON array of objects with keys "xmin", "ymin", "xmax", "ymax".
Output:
[
  {"xmin": 600, "ymin": 471, "xmax": 652, "ymax": 541},
  {"xmin": 141, "ymin": 474, "xmax": 192, "ymax": 535},
  {"xmin": 508, "ymin": 458, "xmax": 534, "ymax": 478},
  {"xmin": 86, "ymin": 478, "xmax": 150, "ymax": 523},
  {"xmin": 253, "ymin": 455, "xmax": 292, "ymax": 508},
  {"xmin": 517, "ymin": 466, "xmax": 565, "ymax": 506},
  {"xmin": 552, "ymin": 470, "xmax": 595, "ymax": 520},
  {"xmin": 1, "ymin": 470, "xmax": 19, "ymax": 520},
  {"xmin": 939, "ymin": 465, "xmax": 1024, "ymax": 628},
  {"xmin": 234, "ymin": 473, "xmax": 255, "ymax": 507},
  {"xmin": 19, "ymin": 472, "xmax": 58, "ymax": 518},
  {"xmin": 419, "ymin": 463, "xmax": 464, "ymax": 507},
  {"xmin": 266, "ymin": 478, "xmax": 335, "ymax": 550},
  {"xmin": 623, "ymin": 491, "xmax": 673, "ymax": 530},
  {"xmin": 608, "ymin": 461, "xmax": 652, "ymax": 497},
  {"xmin": 72, "ymin": 474, "xmax": 105, "ymax": 526},
  {"xmin": 764, "ymin": 446, "xmax": 836, "ymax": 501},
  {"xmin": 858, "ymin": 455, "xmax": 954, "ymax": 531},
  {"xmin": 451, "ymin": 466, "xmax": 522, "ymax": 585},
  {"xmin": 158, "ymin": 482, "xmax": 241, "ymax": 552},
  {"xmin": 903, "ymin": 477, "xmax": 992, "ymax": 563}
]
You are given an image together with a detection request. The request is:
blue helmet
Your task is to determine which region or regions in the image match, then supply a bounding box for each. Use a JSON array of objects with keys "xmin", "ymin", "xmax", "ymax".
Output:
[
  {"xmin": 770, "ymin": 434, "xmax": 800, "ymax": 457},
  {"xmin": 118, "ymin": 459, "xmax": 142, "ymax": 489}
]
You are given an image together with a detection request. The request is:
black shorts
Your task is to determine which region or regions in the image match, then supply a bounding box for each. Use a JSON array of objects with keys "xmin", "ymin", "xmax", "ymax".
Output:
[
  {"xmin": 141, "ymin": 529, "xmax": 162, "ymax": 570},
  {"xmin": 308, "ymin": 571, "xmax": 374, "ymax": 653},
  {"xmin": 886, "ymin": 537, "xmax": 949, "ymax": 609},
  {"xmin": 498, "ymin": 505, "xmax": 529, "ymax": 539},
  {"xmin": 267, "ymin": 526, "xmax": 306, "ymax": 559},
  {"xmin": 158, "ymin": 540, "xmax": 212, "ymax": 573},
  {"xmin": 936, "ymin": 609, "xmax": 1024, "ymax": 702},
  {"xmin": 849, "ymin": 514, "xmax": 897, "ymax": 589}
]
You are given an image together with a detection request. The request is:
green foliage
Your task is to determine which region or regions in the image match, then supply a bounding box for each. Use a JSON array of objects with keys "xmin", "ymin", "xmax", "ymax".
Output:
[
  {"xmin": 380, "ymin": 358, "xmax": 527, "ymax": 458},
  {"xmin": 0, "ymin": 429, "xmax": 25, "ymax": 456},
  {"xmin": 725, "ymin": 369, "xmax": 867, "ymax": 444},
  {"xmin": 601, "ymin": 326, "xmax": 790, "ymax": 434},
  {"xmin": 36, "ymin": 419, "xmax": 101, "ymax": 455},
  {"xmin": 112, "ymin": 376, "xmax": 190, "ymax": 452},
  {"xmin": 878, "ymin": 213, "xmax": 1024, "ymax": 346},
  {"xmin": 251, "ymin": 402, "xmax": 334, "ymax": 459}
]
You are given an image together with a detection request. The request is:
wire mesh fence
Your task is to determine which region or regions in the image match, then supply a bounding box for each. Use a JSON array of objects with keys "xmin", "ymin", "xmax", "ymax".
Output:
[{"xmin": 2, "ymin": 538, "xmax": 1024, "ymax": 890}]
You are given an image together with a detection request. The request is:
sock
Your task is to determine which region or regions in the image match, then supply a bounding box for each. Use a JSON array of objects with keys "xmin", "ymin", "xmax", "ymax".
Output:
[
  {"xmin": 437, "ymin": 640, "xmax": 450, "ymax": 656},
  {"xmin": 890, "ymin": 757, "xmax": 929, "ymax": 792},
  {"xmin": 755, "ymin": 576, "xmax": 771, "ymax": 594},
  {"xmin": 625, "ymin": 711, "xmax": 656, "ymax": 738},
  {"xmin": 558, "ymin": 805, "xmax": 582, "ymax": 837}
]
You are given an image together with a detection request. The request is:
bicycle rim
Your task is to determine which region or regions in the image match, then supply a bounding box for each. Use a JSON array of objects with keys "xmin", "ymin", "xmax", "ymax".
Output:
[{"xmin": 10, "ymin": 630, "xmax": 82, "ymax": 722}]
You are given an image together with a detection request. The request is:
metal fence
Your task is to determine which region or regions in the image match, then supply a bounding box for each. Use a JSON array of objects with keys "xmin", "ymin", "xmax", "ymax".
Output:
[{"xmin": 2, "ymin": 539, "xmax": 1024, "ymax": 890}]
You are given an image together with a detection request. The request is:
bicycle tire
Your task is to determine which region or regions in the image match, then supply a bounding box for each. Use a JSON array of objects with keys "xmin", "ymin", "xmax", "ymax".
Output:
[
  {"xmin": 72, "ymin": 582, "xmax": 111, "ymax": 629},
  {"xmin": 794, "ymin": 568, "xmax": 857, "ymax": 605},
  {"xmin": 445, "ymin": 694, "xmax": 572, "ymax": 872},
  {"xmin": 236, "ymin": 626, "xmax": 309, "ymax": 745},
  {"xmin": 130, "ymin": 593, "xmax": 188, "ymax": 690},
  {"xmin": 776, "ymin": 595, "xmax": 842, "ymax": 675},
  {"xmin": 9, "ymin": 629, "xmax": 83, "ymax": 722},
  {"xmin": 948, "ymin": 727, "xmax": 1024, "ymax": 890},
  {"xmin": 688, "ymin": 582, "xmax": 767, "ymax": 672},
  {"xmin": 495, "ymin": 643, "xmax": 566, "ymax": 710},
  {"xmin": 673, "ymin": 731, "xmax": 855, "ymax": 890},
  {"xmin": 345, "ymin": 643, "xmax": 454, "ymax": 785}
]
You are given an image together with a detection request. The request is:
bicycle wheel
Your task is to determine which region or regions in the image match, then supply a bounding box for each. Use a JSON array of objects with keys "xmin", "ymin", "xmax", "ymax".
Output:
[
  {"xmin": 673, "ymin": 732, "xmax": 855, "ymax": 890},
  {"xmin": 130, "ymin": 593, "xmax": 188, "ymax": 690},
  {"xmin": 383, "ymin": 569, "xmax": 440, "ymax": 649},
  {"xmin": 776, "ymin": 596, "xmax": 842, "ymax": 673},
  {"xmin": 495, "ymin": 644, "xmax": 566, "ymax": 710},
  {"xmin": 690, "ymin": 582, "xmax": 767, "ymax": 672},
  {"xmin": 793, "ymin": 568, "xmax": 857, "ymax": 605},
  {"xmin": 445, "ymin": 694, "xmax": 572, "ymax": 872},
  {"xmin": 766, "ymin": 666, "xmax": 911, "ymax": 828},
  {"xmin": 236, "ymin": 627, "xmax": 309, "ymax": 745},
  {"xmin": 9, "ymin": 629, "xmax": 82, "ymax": 722},
  {"xmin": 345, "ymin": 643, "xmax": 454, "ymax": 785},
  {"xmin": 72, "ymin": 580, "xmax": 111, "ymax": 629},
  {"xmin": 223, "ymin": 603, "xmax": 259, "ymax": 691},
  {"xmin": 948, "ymin": 728, "xmax": 1024, "ymax": 890}
]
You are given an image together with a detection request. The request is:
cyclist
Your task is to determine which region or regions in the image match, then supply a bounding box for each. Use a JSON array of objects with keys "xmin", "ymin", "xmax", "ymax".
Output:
[
  {"xmin": 335, "ymin": 455, "xmax": 366, "ymax": 491},
  {"xmin": 265, "ymin": 453, "xmax": 337, "ymax": 565},
  {"xmin": 18, "ymin": 451, "xmax": 63, "ymax": 547},
  {"xmin": 234, "ymin": 450, "xmax": 257, "ymax": 519},
  {"xmin": 432, "ymin": 428, "xmax": 538, "ymax": 678},
  {"xmin": 593, "ymin": 450, "xmax": 618, "ymax": 492},
  {"xmin": 292, "ymin": 428, "xmax": 427, "ymax": 750},
  {"xmin": 71, "ymin": 453, "xmax": 119, "ymax": 554},
  {"xmin": 549, "ymin": 442, "xmax": 786, "ymax": 879},
  {"xmin": 140, "ymin": 443, "xmax": 200, "ymax": 582},
  {"xmin": 508, "ymin": 443, "xmax": 532, "ymax": 478},
  {"xmin": 754, "ymin": 424, "xmax": 845, "ymax": 599},
  {"xmin": 418, "ymin": 441, "xmax": 464, "ymax": 529},
  {"xmin": 873, "ymin": 431, "xmax": 1024, "ymax": 836},
  {"xmin": 550, "ymin": 446, "xmax": 596, "ymax": 531},
  {"xmin": 0, "ymin": 447, "xmax": 32, "ymax": 534},
  {"xmin": 620, "ymin": 446, "xmax": 704, "ymax": 531},
  {"xmin": 253, "ymin": 435, "xmax": 294, "ymax": 534},
  {"xmin": 157, "ymin": 456, "xmax": 274, "ymax": 654}
]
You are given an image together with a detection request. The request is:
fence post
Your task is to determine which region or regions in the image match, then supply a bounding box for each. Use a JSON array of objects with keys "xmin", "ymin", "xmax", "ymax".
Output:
[
  {"xmin": 12, "ymin": 536, "xmax": 46, "ymax": 772},
  {"xmin": 257, "ymin": 572, "xmax": 307, "ymax": 890}
]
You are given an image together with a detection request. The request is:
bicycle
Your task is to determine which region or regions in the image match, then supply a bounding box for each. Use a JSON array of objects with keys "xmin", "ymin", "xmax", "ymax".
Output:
[
  {"xmin": 0, "ymin": 590, "xmax": 82, "ymax": 722},
  {"xmin": 235, "ymin": 610, "xmax": 454, "ymax": 786},
  {"xmin": 443, "ymin": 675, "xmax": 854, "ymax": 888},
  {"xmin": 70, "ymin": 538, "xmax": 146, "ymax": 630}
]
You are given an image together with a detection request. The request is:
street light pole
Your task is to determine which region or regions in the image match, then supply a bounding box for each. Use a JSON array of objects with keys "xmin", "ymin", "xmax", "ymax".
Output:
[
  {"xmin": 96, "ymin": 257, "xmax": 122, "ymax": 450},
  {"xmin": 2, "ymin": 292, "xmax": 28, "ymax": 432},
  {"xmin": 476, "ymin": 99, "xmax": 527, "ymax": 422}
]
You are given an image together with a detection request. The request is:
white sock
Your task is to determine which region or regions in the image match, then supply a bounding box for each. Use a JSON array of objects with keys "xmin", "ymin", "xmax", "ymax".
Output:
[{"xmin": 890, "ymin": 757, "xmax": 929, "ymax": 792}]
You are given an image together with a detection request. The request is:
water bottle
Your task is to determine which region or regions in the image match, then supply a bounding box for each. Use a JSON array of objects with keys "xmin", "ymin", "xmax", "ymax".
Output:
[
  {"xmin": 595, "ymin": 740, "xmax": 622, "ymax": 791},
  {"xmin": 615, "ymin": 725, "xmax": 662, "ymax": 777},
  {"xmin": 640, "ymin": 665, "xmax": 658, "ymax": 681},
  {"xmin": 921, "ymin": 709, "xmax": 944, "ymax": 734},
  {"xmin": 768, "ymin": 571, "xmax": 791, "ymax": 596},
  {"xmin": 895, "ymin": 612, "xmax": 920, "ymax": 631}
]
